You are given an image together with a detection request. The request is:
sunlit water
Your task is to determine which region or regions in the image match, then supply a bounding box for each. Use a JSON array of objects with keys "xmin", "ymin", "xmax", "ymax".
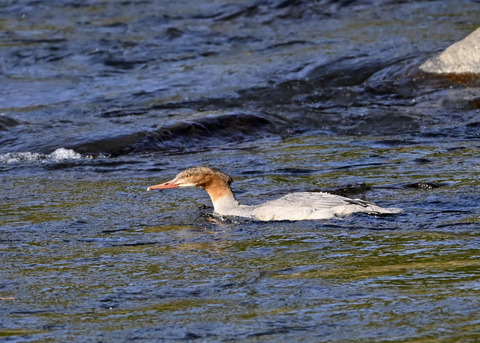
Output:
[
  {"xmin": 1, "ymin": 0, "xmax": 480, "ymax": 342},
  {"xmin": 2, "ymin": 134, "xmax": 480, "ymax": 342}
]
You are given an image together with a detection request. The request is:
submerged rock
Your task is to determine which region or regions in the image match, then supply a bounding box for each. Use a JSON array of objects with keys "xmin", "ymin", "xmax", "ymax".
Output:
[
  {"xmin": 0, "ymin": 114, "xmax": 21, "ymax": 131},
  {"xmin": 420, "ymin": 28, "xmax": 480, "ymax": 83}
]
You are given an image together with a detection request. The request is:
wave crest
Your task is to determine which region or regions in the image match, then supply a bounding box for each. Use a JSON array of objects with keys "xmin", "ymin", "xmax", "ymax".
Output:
[{"xmin": 0, "ymin": 148, "xmax": 82, "ymax": 164}]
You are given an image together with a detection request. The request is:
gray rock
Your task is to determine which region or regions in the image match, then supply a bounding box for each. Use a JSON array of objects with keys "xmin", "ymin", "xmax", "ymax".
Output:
[{"xmin": 420, "ymin": 28, "xmax": 480, "ymax": 75}]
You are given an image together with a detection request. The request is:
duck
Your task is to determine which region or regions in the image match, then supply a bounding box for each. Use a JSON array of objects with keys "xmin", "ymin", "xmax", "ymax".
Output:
[{"xmin": 147, "ymin": 166, "xmax": 403, "ymax": 221}]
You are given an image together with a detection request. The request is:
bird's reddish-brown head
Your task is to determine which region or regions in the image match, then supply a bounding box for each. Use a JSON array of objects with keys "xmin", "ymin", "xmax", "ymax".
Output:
[{"xmin": 147, "ymin": 166, "xmax": 233, "ymax": 191}]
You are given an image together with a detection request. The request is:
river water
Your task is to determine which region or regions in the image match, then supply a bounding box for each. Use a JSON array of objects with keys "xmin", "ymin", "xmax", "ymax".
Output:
[{"xmin": 1, "ymin": 0, "xmax": 480, "ymax": 342}]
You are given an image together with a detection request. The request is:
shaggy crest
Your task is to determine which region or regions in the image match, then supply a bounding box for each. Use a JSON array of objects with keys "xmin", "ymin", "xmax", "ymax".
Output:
[{"xmin": 179, "ymin": 166, "xmax": 233, "ymax": 185}]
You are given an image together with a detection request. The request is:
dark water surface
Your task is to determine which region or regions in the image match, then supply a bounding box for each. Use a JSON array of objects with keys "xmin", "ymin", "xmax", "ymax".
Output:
[{"xmin": 1, "ymin": 0, "xmax": 480, "ymax": 342}]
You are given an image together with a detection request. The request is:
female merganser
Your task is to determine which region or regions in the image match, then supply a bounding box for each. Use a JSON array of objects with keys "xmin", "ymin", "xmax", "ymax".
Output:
[{"xmin": 147, "ymin": 166, "xmax": 403, "ymax": 221}]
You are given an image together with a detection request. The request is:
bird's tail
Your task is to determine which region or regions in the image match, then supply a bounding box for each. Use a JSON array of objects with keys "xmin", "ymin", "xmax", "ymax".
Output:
[{"xmin": 367, "ymin": 205, "xmax": 403, "ymax": 215}]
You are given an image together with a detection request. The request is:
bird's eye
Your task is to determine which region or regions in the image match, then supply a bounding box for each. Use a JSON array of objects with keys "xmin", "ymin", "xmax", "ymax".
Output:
[{"xmin": 184, "ymin": 173, "xmax": 191, "ymax": 178}]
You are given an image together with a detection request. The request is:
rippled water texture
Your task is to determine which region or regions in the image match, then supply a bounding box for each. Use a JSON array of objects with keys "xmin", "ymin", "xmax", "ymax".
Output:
[{"xmin": 1, "ymin": 0, "xmax": 480, "ymax": 342}]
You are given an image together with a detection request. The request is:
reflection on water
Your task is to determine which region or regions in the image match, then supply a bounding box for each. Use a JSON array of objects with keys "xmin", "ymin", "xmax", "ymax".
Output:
[{"xmin": 2, "ymin": 218, "xmax": 480, "ymax": 341}]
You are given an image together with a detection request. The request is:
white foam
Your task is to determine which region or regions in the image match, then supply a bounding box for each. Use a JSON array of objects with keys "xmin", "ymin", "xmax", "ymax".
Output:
[
  {"xmin": 0, "ymin": 148, "xmax": 83, "ymax": 164},
  {"xmin": 48, "ymin": 148, "xmax": 82, "ymax": 160}
]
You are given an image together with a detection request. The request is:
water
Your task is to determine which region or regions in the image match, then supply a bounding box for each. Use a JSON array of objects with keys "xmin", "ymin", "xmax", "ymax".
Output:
[{"xmin": 1, "ymin": 0, "xmax": 480, "ymax": 342}]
